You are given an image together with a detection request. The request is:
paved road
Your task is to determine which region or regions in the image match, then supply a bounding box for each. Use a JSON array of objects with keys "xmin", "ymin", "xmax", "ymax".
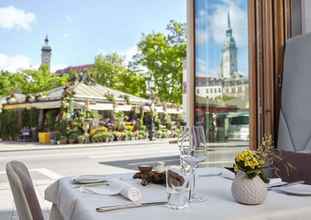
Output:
[
  {"xmin": 0, "ymin": 142, "xmax": 246, "ymax": 178},
  {"xmin": 0, "ymin": 142, "xmax": 246, "ymax": 219}
]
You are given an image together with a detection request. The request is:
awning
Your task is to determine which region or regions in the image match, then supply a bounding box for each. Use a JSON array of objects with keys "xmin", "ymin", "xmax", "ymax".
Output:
[
  {"xmin": 30, "ymin": 101, "xmax": 61, "ymax": 109},
  {"xmin": 74, "ymin": 102, "xmax": 114, "ymax": 111},
  {"xmin": 115, "ymin": 105, "xmax": 132, "ymax": 112},
  {"xmin": 3, "ymin": 101, "xmax": 61, "ymax": 110}
]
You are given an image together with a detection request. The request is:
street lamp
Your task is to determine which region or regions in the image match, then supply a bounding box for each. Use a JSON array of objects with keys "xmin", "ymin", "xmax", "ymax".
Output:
[{"xmin": 146, "ymin": 75, "xmax": 155, "ymax": 141}]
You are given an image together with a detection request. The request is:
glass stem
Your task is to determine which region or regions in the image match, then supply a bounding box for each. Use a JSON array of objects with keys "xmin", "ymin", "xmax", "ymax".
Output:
[{"xmin": 191, "ymin": 168, "xmax": 196, "ymax": 198}]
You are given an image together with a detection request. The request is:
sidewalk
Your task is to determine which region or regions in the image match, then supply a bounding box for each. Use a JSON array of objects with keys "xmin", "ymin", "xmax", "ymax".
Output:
[
  {"xmin": 0, "ymin": 138, "xmax": 174, "ymax": 153},
  {"xmin": 0, "ymin": 139, "xmax": 248, "ymax": 153}
]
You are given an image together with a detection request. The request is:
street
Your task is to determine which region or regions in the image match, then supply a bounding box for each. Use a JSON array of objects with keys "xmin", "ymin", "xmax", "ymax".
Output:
[{"xmin": 0, "ymin": 141, "xmax": 245, "ymax": 219}]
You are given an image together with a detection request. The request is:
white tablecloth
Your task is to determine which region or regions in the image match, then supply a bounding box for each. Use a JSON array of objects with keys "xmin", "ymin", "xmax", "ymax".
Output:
[{"xmin": 45, "ymin": 168, "xmax": 311, "ymax": 220}]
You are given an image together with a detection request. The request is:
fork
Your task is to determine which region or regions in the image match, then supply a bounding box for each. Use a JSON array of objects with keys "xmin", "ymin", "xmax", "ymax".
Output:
[{"xmin": 96, "ymin": 201, "xmax": 167, "ymax": 212}]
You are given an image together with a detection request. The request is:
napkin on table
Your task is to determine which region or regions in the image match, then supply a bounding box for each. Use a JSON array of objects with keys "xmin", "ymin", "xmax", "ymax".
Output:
[
  {"xmin": 72, "ymin": 175, "xmax": 107, "ymax": 184},
  {"xmin": 82, "ymin": 178, "xmax": 143, "ymax": 202}
]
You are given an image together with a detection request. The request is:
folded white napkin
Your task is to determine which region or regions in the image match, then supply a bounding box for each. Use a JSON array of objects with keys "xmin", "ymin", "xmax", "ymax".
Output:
[
  {"xmin": 82, "ymin": 179, "xmax": 143, "ymax": 202},
  {"xmin": 73, "ymin": 175, "xmax": 107, "ymax": 184},
  {"xmin": 114, "ymin": 179, "xmax": 143, "ymax": 202}
]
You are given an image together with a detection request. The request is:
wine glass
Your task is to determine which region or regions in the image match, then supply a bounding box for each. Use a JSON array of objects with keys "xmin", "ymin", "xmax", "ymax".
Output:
[{"xmin": 178, "ymin": 126, "xmax": 208, "ymax": 202}]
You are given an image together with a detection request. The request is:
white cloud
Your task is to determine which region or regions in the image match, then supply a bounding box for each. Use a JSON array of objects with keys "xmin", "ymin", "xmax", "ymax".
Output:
[
  {"xmin": 196, "ymin": 58, "xmax": 219, "ymax": 77},
  {"xmin": 207, "ymin": 0, "xmax": 247, "ymax": 47},
  {"xmin": 197, "ymin": 31, "xmax": 207, "ymax": 45},
  {"xmin": 122, "ymin": 46, "xmax": 138, "ymax": 65},
  {"xmin": 0, "ymin": 6, "xmax": 35, "ymax": 30},
  {"xmin": 0, "ymin": 54, "xmax": 33, "ymax": 72},
  {"xmin": 196, "ymin": 58, "xmax": 207, "ymax": 75},
  {"xmin": 196, "ymin": 8, "xmax": 208, "ymax": 45}
]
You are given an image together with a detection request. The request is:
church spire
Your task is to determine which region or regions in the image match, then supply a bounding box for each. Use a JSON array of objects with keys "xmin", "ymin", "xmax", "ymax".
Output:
[
  {"xmin": 44, "ymin": 35, "xmax": 49, "ymax": 45},
  {"xmin": 227, "ymin": 11, "xmax": 231, "ymax": 30},
  {"xmin": 220, "ymin": 10, "xmax": 238, "ymax": 79}
]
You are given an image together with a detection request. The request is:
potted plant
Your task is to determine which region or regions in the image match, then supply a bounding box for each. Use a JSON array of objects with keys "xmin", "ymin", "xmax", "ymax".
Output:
[
  {"xmin": 231, "ymin": 135, "xmax": 295, "ymax": 205},
  {"xmin": 231, "ymin": 149, "xmax": 267, "ymax": 205}
]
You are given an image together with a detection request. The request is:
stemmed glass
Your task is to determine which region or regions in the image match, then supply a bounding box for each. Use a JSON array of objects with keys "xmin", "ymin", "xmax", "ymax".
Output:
[{"xmin": 178, "ymin": 126, "xmax": 208, "ymax": 202}]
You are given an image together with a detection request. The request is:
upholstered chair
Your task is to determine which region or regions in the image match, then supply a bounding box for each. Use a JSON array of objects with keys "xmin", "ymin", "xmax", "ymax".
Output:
[{"xmin": 277, "ymin": 32, "xmax": 311, "ymax": 183}]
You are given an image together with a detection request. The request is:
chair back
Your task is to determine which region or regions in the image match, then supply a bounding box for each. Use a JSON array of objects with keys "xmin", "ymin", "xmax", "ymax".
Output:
[
  {"xmin": 6, "ymin": 161, "xmax": 44, "ymax": 220},
  {"xmin": 278, "ymin": 33, "xmax": 311, "ymax": 152}
]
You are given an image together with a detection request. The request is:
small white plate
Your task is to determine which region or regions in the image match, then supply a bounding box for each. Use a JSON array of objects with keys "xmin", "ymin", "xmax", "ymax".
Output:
[{"xmin": 275, "ymin": 184, "xmax": 311, "ymax": 196}]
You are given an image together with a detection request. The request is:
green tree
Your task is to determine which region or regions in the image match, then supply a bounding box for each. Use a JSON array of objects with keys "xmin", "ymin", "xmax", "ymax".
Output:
[
  {"xmin": 90, "ymin": 53, "xmax": 124, "ymax": 88},
  {"xmin": 19, "ymin": 65, "xmax": 68, "ymax": 94},
  {"xmin": 135, "ymin": 20, "xmax": 186, "ymax": 104},
  {"xmin": 0, "ymin": 65, "xmax": 68, "ymax": 96},
  {"xmin": 114, "ymin": 70, "xmax": 146, "ymax": 97},
  {"xmin": 0, "ymin": 71, "xmax": 20, "ymax": 96},
  {"xmin": 90, "ymin": 53, "xmax": 146, "ymax": 97}
]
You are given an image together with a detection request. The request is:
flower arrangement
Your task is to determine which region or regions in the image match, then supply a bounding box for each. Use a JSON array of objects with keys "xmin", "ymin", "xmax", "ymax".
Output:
[
  {"xmin": 234, "ymin": 135, "xmax": 295, "ymax": 183},
  {"xmin": 234, "ymin": 149, "xmax": 267, "ymax": 183}
]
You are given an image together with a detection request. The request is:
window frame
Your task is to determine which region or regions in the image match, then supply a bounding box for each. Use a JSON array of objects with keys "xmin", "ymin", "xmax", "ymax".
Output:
[{"xmin": 186, "ymin": 0, "xmax": 303, "ymax": 148}]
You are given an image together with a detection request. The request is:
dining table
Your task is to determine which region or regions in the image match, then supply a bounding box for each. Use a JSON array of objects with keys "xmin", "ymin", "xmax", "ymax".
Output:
[{"xmin": 45, "ymin": 167, "xmax": 311, "ymax": 220}]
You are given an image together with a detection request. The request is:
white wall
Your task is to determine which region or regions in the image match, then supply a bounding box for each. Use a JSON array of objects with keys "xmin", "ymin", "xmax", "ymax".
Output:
[{"xmin": 302, "ymin": 0, "xmax": 311, "ymax": 33}]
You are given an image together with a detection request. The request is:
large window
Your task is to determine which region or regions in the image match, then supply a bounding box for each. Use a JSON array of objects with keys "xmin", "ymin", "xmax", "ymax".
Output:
[{"xmin": 194, "ymin": 0, "xmax": 249, "ymax": 147}]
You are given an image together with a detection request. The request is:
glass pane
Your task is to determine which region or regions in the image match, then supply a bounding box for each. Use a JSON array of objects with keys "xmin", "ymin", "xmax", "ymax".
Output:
[{"xmin": 194, "ymin": 0, "xmax": 249, "ymax": 166}]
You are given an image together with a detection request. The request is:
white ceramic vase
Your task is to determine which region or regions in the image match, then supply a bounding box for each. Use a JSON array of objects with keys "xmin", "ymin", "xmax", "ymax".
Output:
[{"xmin": 231, "ymin": 172, "xmax": 267, "ymax": 205}]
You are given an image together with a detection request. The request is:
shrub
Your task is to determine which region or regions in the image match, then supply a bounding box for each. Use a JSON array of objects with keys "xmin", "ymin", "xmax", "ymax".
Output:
[
  {"xmin": 91, "ymin": 131, "xmax": 113, "ymax": 143},
  {"xmin": 125, "ymin": 122, "xmax": 134, "ymax": 131},
  {"xmin": 89, "ymin": 126, "xmax": 108, "ymax": 137},
  {"xmin": 125, "ymin": 130, "xmax": 134, "ymax": 140},
  {"xmin": 138, "ymin": 130, "xmax": 147, "ymax": 139}
]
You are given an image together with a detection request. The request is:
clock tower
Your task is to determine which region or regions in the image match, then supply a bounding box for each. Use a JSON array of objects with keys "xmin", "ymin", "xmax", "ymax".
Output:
[
  {"xmin": 41, "ymin": 35, "xmax": 52, "ymax": 70},
  {"xmin": 220, "ymin": 11, "xmax": 238, "ymax": 79}
]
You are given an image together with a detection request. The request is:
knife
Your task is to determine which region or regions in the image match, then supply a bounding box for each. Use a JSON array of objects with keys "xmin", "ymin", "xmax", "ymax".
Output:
[
  {"xmin": 96, "ymin": 201, "xmax": 167, "ymax": 212},
  {"xmin": 268, "ymin": 180, "xmax": 305, "ymax": 190},
  {"xmin": 72, "ymin": 182, "xmax": 109, "ymax": 188}
]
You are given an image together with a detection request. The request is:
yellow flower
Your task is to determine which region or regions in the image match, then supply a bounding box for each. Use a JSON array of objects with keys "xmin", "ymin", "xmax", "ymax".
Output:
[{"xmin": 234, "ymin": 149, "xmax": 266, "ymax": 172}]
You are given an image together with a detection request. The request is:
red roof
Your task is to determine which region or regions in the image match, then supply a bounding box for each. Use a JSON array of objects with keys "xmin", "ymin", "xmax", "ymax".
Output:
[{"xmin": 55, "ymin": 64, "xmax": 94, "ymax": 74}]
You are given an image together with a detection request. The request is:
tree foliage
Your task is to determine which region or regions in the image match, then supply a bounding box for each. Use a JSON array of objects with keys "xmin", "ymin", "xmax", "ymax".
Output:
[
  {"xmin": 135, "ymin": 20, "xmax": 186, "ymax": 104},
  {"xmin": 0, "ymin": 65, "xmax": 68, "ymax": 96},
  {"xmin": 90, "ymin": 53, "xmax": 146, "ymax": 97}
]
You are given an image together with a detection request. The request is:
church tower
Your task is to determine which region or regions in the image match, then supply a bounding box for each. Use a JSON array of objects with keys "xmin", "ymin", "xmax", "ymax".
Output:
[
  {"xmin": 220, "ymin": 11, "xmax": 238, "ymax": 78},
  {"xmin": 41, "ymin": 35, "xmax": 52, "ymax": 70}
]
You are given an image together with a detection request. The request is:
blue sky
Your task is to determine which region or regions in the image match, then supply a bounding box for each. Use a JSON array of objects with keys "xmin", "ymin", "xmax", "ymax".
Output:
[
  {"xmin": 0, "ymin": 0, "xmax": 186, "ymax": 72},
  {"xmin": 195, "ymin": 0, "xmax": 248, "ymax": 77}
]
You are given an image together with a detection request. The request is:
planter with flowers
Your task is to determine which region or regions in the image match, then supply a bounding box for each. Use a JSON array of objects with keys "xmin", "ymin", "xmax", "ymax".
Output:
[
  {"xmin": 231, "ymin": 149, "xmax": 267, "ymax": 205},
  {"xmin": 232, "ymin": 135, "xmax": 295, "ymax": 205}
]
